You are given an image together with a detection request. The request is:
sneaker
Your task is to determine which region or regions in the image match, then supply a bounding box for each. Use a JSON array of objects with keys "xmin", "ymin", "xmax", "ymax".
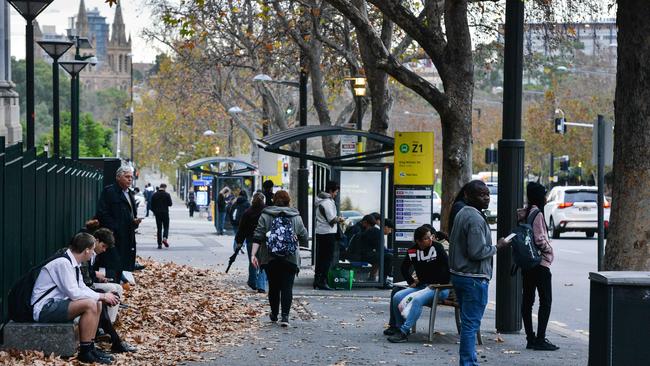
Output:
[
  {"xmin": 383, "ymin": 327, "xmax": 400, "ymax": 336},
  {"xmin": 280, "ymin": 314, "xmax": 290, "ymax": 327},
  {"xmin": 533, "ymin": 338, "xmax": 560, "ymax": 351},
  {"xmin": 157, "ymin": 245, "xmax": 162, "ymax": 249},
  {"xmin": 111, "ymin": 341, "xmax": 138, "ymax": 353},
  {"xmin": 78, "ymin": 351, "xmax": 111, "ymax": 364},
  {"xmin": 269, "ymin": 313, "xmax": 278, "ymax": 323},
  {"xmin": 92, "ymin": 348, "xmax": 114, "ymax": 361},
  {"xmin": 387, "ymin": 331, "xmax": 408, "ymax": 343},
  {"xmin": 162, "ymin": 238, "xmax": 169, "ymax": 247},
  {"xmin": 257, "ymin": 288, "xmax": 266, "ymax": 294}
]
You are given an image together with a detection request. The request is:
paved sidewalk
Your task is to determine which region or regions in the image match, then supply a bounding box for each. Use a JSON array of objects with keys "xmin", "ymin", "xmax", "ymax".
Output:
[{"xmin": 134, "ymin": 171, "xmax": 588, "ymax": 366}]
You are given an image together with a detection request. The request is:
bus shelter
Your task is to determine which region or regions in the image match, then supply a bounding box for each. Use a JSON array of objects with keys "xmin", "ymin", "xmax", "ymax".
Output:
[
  {"xmin": 256, "ymin": 125, "xmax": 395, "ymax": 288},
  {"xmin": 185, "ymin": 157, "xmax": 258, "ymax": 233}
]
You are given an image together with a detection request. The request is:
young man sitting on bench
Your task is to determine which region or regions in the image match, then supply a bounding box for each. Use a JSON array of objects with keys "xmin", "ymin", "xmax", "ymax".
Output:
[
  {"xmin": 384, "ymin": 225, "xmax": 451, "ymax": 343},
  {"xmin": 31, "ymin": 232, "xmax": 120, "ymax": 364}
]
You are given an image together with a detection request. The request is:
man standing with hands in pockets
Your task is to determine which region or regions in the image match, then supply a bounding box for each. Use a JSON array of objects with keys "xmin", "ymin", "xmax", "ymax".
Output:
[{"xmin": 96, "ymin": 165, "xmax": 143, "ymax": 283}]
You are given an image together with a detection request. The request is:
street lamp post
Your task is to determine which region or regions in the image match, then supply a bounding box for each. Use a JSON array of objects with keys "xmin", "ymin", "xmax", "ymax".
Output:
[
  {"xmin": 227, "ymin": 106, "xmax": 243, "ymax": 157},
  {"xmin": 350, "ymin": 77, "xmax": 366, "ymax": 141},
  {"xmin": 37, "ymin": 40, "xmax": 73, "ymax": 158},
  {"xmin": 128, "ymin": 53, "xmax": 134, "ymax": 162},
  {"xmin": 7, "ymin": 0, "xmax": 54, "ymax": 149},
  {"xmin": 59, "ymin": 61, "xmax": 89, "ymax": 161}
]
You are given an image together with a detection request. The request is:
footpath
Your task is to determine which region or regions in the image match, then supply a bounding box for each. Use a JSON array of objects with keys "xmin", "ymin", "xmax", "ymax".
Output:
[{"xmin": 135, "ymin": 171, "xmax": 588, "ymax": 366}]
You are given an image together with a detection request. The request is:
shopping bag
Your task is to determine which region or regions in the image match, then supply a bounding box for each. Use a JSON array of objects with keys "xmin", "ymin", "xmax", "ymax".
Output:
[{"xmin": 327, "ymin": 267, "xmax": 354, "ymax": 290}]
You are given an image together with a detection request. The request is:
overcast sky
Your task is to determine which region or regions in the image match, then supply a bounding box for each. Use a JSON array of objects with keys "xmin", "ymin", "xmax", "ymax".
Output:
[{"xmin": 9, "ymin": 0, "xmax": 160, "ymax": 63}]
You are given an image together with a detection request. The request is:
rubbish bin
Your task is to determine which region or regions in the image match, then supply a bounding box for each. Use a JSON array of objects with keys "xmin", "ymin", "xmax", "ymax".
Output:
[{"xmin": 588, "ymin": 271, "xmax": 650, "ymax": 366}]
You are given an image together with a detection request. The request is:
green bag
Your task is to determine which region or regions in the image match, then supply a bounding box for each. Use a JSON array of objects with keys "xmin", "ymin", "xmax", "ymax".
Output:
[{"xmin": 327, "ymin": 267, "xmax": 354, "ymax": 290}]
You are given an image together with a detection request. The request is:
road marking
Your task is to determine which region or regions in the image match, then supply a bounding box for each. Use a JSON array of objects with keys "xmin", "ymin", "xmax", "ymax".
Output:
[{"xmin": 558, "ymin": 249, "xmax": 581, "ymax": 254}]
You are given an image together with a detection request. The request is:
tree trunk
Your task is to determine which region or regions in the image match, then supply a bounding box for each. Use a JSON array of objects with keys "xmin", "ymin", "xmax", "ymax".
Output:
[
  {"xmin": 604, "ymin": 1, "xmax": 650, "ymax": 270},
  {"xmin": 439, "ymin": 93, "xmax": 473, "ymax": 233}
]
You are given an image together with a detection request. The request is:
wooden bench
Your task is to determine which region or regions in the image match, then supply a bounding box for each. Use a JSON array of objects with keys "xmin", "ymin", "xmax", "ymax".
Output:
[{"xmin": 395, "ymin": 283, "xmax": 482, "ymax": 344}]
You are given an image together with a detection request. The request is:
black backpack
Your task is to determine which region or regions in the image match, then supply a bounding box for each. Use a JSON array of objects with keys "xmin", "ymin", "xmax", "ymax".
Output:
[
  {"xmin": 8, "ymin": 252, "xmax": 73, "ymax": 322},
  {"xmin": 510, "ymin": 208, "xmax": 542, "ymax": 272}
]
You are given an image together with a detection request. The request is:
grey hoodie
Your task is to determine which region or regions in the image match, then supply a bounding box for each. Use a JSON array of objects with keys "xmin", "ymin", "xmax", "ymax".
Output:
[
  {"xmin": 449, "ymin": 205, "xmax": 496, "ymax": 280},
  {"xmin": 314, "ymin": 192, "xmax": 338, "ymax": 235},
  {"xmin": 253, "ymin": 206, "xmax": 308, "ymax": 269}
]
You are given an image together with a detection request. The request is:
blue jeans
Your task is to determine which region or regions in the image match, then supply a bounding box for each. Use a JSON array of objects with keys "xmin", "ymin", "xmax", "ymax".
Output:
[
  {"xmin": 218, "ymin": 212, "xmax": 227, "ymax": 234},
  {"xmin": 246, "ymin": 240, "xmax": 267, "ymax": 290},
  {"xmin": 392, "ymin": 286, "xmax": 449, "ymax": 334},
  {"xmin": 451, "ymin": 274, "xmax": 489, "ymax": 366}
]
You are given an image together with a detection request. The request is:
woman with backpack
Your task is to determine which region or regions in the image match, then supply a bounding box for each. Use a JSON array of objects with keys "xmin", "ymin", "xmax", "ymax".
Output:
[
  {"xmin": 235, "ymin": 192, "xmax": 268, "ymax": 293},
  {"xmin": 251, "ymin": 190, "xmax": 308, "ymax": 327},
  {"xmin": 518, "ymin": 182, "xmax": 558, "ymax": 351}
]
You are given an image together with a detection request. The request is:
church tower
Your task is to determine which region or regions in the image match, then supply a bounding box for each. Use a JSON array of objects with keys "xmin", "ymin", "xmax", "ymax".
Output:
[
  {"xmin": 75, "ymin": 0, "xmax": 89, "ymax": 37},
  {"xmin": 106, "ymin": 1, "xmax": 132, "ymax": 90}
]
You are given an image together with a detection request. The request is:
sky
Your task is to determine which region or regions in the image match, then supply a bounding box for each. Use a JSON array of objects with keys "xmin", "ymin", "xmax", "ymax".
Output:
[{"xmin": 9, "ymin": 0, "xmax": 160, "ymax": 63}]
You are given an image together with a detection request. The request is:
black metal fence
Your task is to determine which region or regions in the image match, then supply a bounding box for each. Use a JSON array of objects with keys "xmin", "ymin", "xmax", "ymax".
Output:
[{"xmin": 0, "ymin": 138, "xmax": 104, "ymax": 323}]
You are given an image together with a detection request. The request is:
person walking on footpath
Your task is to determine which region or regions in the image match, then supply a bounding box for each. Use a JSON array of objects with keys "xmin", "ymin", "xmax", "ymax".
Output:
[
  {"xmin": 95, "ymin": 166, "xmax": 142, "ymax": 283},
  {"xmin": 262, "ymin": 179, "xmax": 275, "ymax": 206},
  {"xmin": 217, "ymin": 187, "xmax": 231, "ymax": 235},
  {"xmin": 235, "ymin": 191, "xmax": 268, "ymax": 293},
  {"xmin": 519, "ymin": 182, "xmax": 559, "ymax": 351},
  {"xmin": 144, "ymin": 183, "xmax": 154, "ymax": 217},
  {"xmin": 188, "ymin": 191, "xmax": 197, "ymax": 217},
  {"xmin": 449, "ymin": 180, "xmax": 509, "ymax": 366},
  {"xmin": 251, "ymin": 190, "xmax": 308, "ymax": 327},
  {"xmin": 313, "ymin": 180, "xmax": 344, "ymax": 290},
  {"xmin": 151, "ymin": 184, "xmax": 173, "ymax": 249}
]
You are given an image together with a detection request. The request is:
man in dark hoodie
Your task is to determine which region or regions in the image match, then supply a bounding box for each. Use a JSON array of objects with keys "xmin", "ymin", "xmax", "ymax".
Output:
[
  {"xmin": 449, "ymin": 180, "xmax": 509, "ymax": 365},
  {"xmin": 251, "ymin": 190, "xmax": 308, "ymax": 327},
  {"xmin": 262, "ymin": 180, "xmax": 275, "ymax": 207},
  {"xmin": 151, "ymin": 184, "xmax": 172, "ymax": 249},
  {"xmin": 230, "ymin": 190, "xmax": 251, "ymax": 236}
]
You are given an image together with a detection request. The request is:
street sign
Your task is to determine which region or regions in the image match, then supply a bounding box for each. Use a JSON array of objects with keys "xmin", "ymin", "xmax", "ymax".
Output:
[
  {"xmin": 394, "ymin": 131, "xmax": 434, "ymax": 185},
  {"xmin": 592, "ymin": 119, "xmax": 613, "ymax": 166},
  {"xmin": 340, "ymin": 135, "xmax": 357, "ymax": 156}
]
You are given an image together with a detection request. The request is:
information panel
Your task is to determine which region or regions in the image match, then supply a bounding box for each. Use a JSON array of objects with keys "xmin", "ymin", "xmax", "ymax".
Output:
[
  {"xmin": 395, "ymin": 188, "xmax": 433, "ymax": 230},
  {"xmin": 394, "ymin": 132, "xmax": 434, "ymax": 185}
]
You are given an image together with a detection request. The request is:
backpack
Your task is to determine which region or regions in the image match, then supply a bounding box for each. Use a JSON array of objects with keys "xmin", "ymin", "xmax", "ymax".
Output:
[
  {"xmin": 510, "ymin": 208, "xmax": 543, "ymax": 272},
  {"xmin": 266, "ymin": 213, "xmax": 298, "ymax": 256},
  {"xmin": 8, "ymin": 252, "xmax": 73, "ymax": 322}
]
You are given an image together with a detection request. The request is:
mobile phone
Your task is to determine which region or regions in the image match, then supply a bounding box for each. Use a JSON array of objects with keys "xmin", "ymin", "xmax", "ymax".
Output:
[{"xmin": 504, "ymin": 233, "xmax": 517, "ymax": 242}]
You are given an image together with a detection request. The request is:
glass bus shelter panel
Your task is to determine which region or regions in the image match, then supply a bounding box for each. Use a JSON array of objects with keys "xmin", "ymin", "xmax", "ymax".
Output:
[{"xmin": 337, "ymin": 169, "xmax": 386, "ymax": 286}]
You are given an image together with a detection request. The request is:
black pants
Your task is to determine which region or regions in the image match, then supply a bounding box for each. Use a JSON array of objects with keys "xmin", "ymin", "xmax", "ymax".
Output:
[
  {"xmin": 522, "ymin": 265, "xmax": 553, "ymax": 339},
  {"xmin": 189, "ymin": 202, "xmax": 196, "ymax": 217},
  {"xmin": 266, "ymin": 259, "xmax": 296, "ymax": 316},
  {"xmin": 155, "ymin": 212, "xmax": 170, "ymax": 247},
  {"xmin": 315, "ymin": 233, "xmax": 337, "ymax": 279}
]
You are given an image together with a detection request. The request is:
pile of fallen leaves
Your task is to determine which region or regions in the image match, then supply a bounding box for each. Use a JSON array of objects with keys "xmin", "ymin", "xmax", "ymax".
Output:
[{"xmin": 1, "ymin": 257, "xmax": 264, "ymax": 365}]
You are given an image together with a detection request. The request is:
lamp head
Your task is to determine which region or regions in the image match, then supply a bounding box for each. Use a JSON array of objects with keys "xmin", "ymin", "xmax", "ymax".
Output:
[
  {"xmin": 37, "ymin": 40, "xmax": 74, "ymax": 60},
  {"xmin": 7, "ymin": 0, "xmax": 53, "ymax": 21}
]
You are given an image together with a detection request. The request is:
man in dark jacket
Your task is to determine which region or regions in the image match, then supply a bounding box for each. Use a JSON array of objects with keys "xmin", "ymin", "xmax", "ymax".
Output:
[
  {"xmin": 262, "ymin": 180, "xmax": 275, "ymax": 207},
  {"xmin": 95, "ymin": 166, "xmax": 142, "ymax": 282},
  {"xmin": 230, "ymin": 190, "xmax": 251, "ymax": 235},
  {"xmin": 151, "ymin": 184, "xmax": 173, "ymax": 249}
]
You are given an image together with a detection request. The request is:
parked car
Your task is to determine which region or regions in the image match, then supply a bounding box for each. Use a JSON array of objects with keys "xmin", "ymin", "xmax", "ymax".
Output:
[
  {"xmin": 484, "ymin": 182, "xmax": 498, "ymax": 224},
  {"xmin": 544, "ymin": 186, "xmax": 610, "ymax": 239},
  {"xmin": 432, "ymin": 191, "xmax": 442, "ymax": 221},
  {"xmin": 340, "ymin": 210, "xmax": 363, "ymax": 219}
]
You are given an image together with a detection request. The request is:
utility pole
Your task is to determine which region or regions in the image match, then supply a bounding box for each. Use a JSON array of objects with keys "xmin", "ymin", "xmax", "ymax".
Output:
[{"xmin": 496, "ymin": 0, "xmax": 525, "ymax": 333}]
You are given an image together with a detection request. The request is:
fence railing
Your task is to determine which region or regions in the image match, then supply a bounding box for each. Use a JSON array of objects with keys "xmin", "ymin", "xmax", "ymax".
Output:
[{"xmin": 0, "ymin": 137, "xmax": 104, "ymax": 323}]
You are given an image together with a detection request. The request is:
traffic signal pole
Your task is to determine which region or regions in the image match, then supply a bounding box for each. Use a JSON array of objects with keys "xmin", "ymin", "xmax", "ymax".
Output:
[{"xmin": 496, "ymin": 0, "xmax": 525, "ymax": 333}]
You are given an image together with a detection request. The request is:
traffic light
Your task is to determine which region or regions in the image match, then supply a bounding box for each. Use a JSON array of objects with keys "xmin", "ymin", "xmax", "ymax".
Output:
[
  {"xmin": 124, "ymin": 115, "xmax": 133, "ymax": 126},
  {"xmin": 560, "ymin": 156, "xmax": 570, "ymax": 171},
  {"xmin": 484, "ymin": 148, "xmax": 498, "ymax": 164},
  {"xmin": 554, "ymin": 117, "xmax": 566, "ymax": 134},
  {"xmin": 283, "ymin": 162, "xmax": 289, "ymax": 172}
]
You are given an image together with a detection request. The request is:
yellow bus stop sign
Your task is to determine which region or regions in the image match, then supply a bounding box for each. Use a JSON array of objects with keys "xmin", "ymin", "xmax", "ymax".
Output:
[{"xmin": 394, "ymin": 131, "xmax": 434, "ymax": 185}]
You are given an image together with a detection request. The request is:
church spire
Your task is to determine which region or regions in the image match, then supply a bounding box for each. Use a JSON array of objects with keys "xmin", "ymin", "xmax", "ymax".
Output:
[
  {"xmin": 111, "ymin": 1, "xmax": 127, "ymax": 45},
  {"xmin": 76, "ymin": 0, "xmax": 89, "ymax": 37}
]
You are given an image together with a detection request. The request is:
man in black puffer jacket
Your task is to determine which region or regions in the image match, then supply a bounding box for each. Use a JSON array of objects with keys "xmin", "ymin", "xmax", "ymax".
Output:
[{"xmin": 235, "ymin": 192, "xmax": 267, "ymax": 292}]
